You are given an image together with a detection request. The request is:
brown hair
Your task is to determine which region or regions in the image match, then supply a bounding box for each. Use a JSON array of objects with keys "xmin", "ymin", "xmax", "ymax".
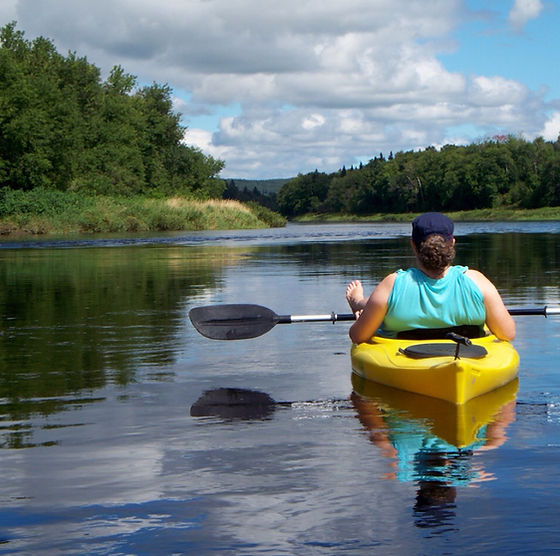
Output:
[{"xmin": 416, "ymin": 234, "xmax": 455, "ymax": 273}]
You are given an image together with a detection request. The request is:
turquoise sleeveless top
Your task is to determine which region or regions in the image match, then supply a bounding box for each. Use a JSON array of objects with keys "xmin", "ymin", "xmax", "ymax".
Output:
[
  {"xmin": 384, "ymin": 413, "xmax": 487, "ymax": 485},
  {"xmin": 380, "ymin": 265, "xmax": 485, "ymax": 336}
]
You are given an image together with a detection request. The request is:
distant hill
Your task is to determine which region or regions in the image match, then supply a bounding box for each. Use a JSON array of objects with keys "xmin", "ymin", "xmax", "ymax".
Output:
[{"xmin": 224, "ymin": 178, "xmax": 291, "ymax": 195}]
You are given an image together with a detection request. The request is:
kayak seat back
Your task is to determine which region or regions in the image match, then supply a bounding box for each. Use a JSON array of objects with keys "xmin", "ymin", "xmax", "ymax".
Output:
[{"xmin": 396, "ymin": 324, "xmax": 484, "ymax": 340}]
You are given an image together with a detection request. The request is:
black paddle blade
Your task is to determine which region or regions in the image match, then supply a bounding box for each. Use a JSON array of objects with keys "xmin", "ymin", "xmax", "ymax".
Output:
[{"xmin": 189, "ymin": 304, "xmax": 279, "ymax": 340}]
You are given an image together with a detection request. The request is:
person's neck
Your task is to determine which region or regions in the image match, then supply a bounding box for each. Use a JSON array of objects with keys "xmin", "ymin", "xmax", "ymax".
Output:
[{"xmin": 417, "ymin": 262, "xmax": 450, "ymax": 280}]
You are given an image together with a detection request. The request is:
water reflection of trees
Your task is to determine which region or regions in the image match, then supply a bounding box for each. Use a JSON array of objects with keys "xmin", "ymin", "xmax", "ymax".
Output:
[
  {"xmin": 270, "ymin": 233, "xmax": 560, "ymax": 297},
  {"xmin": 0, "ymin": 246, "xmax": 246, "ymax": 425}
]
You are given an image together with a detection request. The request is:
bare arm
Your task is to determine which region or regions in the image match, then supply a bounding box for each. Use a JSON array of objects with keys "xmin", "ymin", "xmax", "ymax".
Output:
[
  {"xmin": 348, "ymin": 273, "xmax": 396, "ymax": 344},
  {"xmin": 466, "ymin": 269, "xmax": 516, "ymax": 341}
]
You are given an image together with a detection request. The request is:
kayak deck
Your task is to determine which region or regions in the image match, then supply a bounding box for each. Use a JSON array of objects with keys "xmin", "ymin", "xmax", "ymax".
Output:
[{"xmin": 351, "ymin": 334, "xmax": 520, "ymax": 405}]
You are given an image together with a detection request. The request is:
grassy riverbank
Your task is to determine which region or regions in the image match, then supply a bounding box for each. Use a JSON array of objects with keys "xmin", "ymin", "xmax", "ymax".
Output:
[
  {"xmin": 0, "ymin": 188, "xmax": 286, "ymax": 236},
  {"xmin": 2, "ymin": 187, "xmax": 558, "ymax": 237},
  {"xmin": 295, "ymin": 206, "xmax": 560, "ymax": 223}
]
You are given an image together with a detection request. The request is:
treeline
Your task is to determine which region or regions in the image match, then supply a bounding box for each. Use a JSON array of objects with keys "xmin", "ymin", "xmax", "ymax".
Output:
[
  {"xmin": 0, "ymin": 23, "xmax": 224, "ymax": 198},
  {"xmin": 277, "ymin": 136, "xmax": 560, "ymax": 217},
  {"xmin": 222, "ymin": 179, "xmax": 280, "ymax": 211}
]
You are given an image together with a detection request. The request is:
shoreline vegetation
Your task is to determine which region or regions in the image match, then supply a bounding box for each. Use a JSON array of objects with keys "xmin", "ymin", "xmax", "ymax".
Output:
[
  {"xmin": 0, "ymin": 189, "xmax": 286, "ymax": 236},
  {"xmin": 0, "ymin": 187, "xmax": 558, "ymax": 238},
  {"xmin": 295, "ymin": 206, "xmax": 560, "ymax": 223}
]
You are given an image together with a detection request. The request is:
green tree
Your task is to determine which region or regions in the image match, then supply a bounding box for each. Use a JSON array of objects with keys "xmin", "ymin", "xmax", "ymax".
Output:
[
  {"xmin": 0, "ymin": 23, "xmax": 224, "ymax": 198},
  {"xmin": 277, "ymin": 171, "xmax": 330, "ymax": 216}
]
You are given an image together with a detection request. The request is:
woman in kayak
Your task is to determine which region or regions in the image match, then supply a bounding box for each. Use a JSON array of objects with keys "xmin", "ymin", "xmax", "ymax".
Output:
[{"xmin": 346, "ymin": 212, "xmax": 515, "ymax": 343}]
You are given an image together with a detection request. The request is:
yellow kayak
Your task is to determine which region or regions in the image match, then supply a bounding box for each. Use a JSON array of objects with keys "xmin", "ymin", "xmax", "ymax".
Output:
[{"xmin": 351, "ymin": 334, "xmax": 519, "ymax": 405}]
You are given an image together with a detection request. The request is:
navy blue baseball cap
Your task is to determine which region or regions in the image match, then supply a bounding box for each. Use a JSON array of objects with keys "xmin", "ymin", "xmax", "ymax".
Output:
[{"xmin": 412, "ymin": 212, "xmax": 454, "ymax": 246}]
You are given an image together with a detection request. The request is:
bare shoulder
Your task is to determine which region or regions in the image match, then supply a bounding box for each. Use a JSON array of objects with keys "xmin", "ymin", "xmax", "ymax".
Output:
[
  {"xmin": 381, "ymin": 272, "xmax": 398, "ymax": 286},
  {"xmin": 464, "ymin": 268, "xmax": 495, "ymax": 293},
  {"xmin": 374, "ymin": 272, "xmax": 397, "ymax": 294},
  {"xmin": 464, "ymin": 268, "xmax": 485, "ymax": 280},
  {"xmin": 366, "ymin": 272, "xmax": 397, "ymax": 305}
]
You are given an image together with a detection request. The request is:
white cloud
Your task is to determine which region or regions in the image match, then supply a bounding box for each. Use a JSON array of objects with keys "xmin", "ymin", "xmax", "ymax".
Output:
[
  {"xmin": 509, "ymin": 0, "xmax": 543, "ymax": 31},
  {"xmin": 5, "ymin": 0, "xmax": 556, "ymax": 178},
  {"xmin": 540, "ymin": 112, "xmax": 560, "ymax": 141},
  {"xmin": 302, "ymin": 114, "xmax": 326, "ymax": 130},
  {"xmin": 184, "ymin": 128, "xmax": 225, "ymax": 158},
  {"xmin": 469, "ymin": 76, "xmax": 529, "ymax": 107}
]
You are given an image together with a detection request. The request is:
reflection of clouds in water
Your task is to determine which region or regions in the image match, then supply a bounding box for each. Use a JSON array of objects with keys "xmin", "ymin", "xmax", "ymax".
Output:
[
  {"xmin": 60, "ymin": 443, "xmax": 164, "ymax": 501},
  {"xmin": 2, "ymin": 387, "xmax": 170, "ymax": 509},
  {"xmin": 1, "ymin": 383, "xmax": 410, "ymax": 552},
  {"xmin": 1, "ymin": 450, "xmax": 28, "ymax": 502},
  {"xmin": 181, "ymin": 419, "xmax": 407, "ymax": 552},
  {"xmin": 10, "ymin": 440, "xmax": 166, "ymax": 509}
]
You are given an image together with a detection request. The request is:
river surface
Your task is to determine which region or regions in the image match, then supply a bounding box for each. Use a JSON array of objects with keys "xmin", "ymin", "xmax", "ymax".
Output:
[{"xmin": 0, "ymin": 222, "xmax": 559, "ymax": 554}]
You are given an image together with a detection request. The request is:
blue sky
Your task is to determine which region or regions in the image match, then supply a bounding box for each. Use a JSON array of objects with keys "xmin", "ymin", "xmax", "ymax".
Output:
[
  {"xmin": 2, "ymin": 0, "xmax": 559, "ymax": 179},
  {"xmin": 441, "ymin": 1, "xmax": 559, "ymax": 100}
]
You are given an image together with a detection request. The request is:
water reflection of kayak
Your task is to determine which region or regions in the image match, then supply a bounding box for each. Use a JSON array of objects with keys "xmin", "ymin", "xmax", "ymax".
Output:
[
  {"xmin": 351, "ymin": 334, "xmax": 519, "ymax": 404},
  {"xmin": 351, "ymin": 372, "xmax": 519, "ymax": 449}
]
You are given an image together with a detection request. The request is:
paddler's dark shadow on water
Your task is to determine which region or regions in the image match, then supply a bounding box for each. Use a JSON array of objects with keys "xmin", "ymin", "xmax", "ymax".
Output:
[
  {"xmin": 190, "ymin": 387, "xmax": 281, "ymax": 421},
  {"xmin": 350, "ymin": 374, "xmax": 518, "ymax": 530}
]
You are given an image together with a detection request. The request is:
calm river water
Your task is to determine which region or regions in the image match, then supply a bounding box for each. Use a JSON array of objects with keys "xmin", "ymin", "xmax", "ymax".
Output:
[{"xmin": 0, "ymin": 221, "xmax": 559, "ymax": 554}]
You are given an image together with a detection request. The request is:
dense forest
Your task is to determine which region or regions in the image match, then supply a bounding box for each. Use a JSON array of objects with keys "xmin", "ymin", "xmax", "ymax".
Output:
[
  {"xmin": 0, "ymin": 22, "xmax": 224, "ymax": 199},
  {"xmin": 277, "ymin": 136, "xmax": 560, "ymax": 217}
]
